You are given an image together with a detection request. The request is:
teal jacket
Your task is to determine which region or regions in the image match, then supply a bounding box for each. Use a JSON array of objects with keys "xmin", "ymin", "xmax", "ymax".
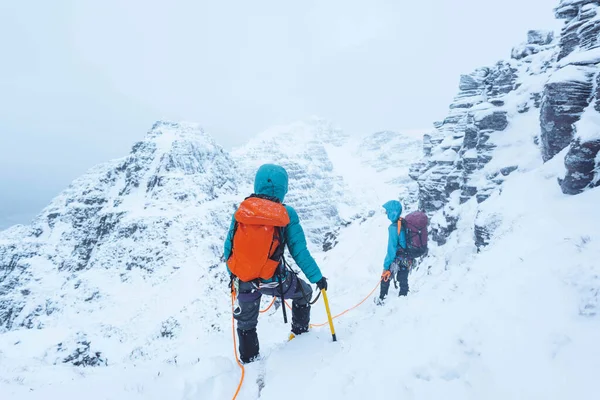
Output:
[
  {"xmin": 224, "ymin": 164, "xmax": 323, "ymax": 283},
  {"xmin": 383, "ymin": 200, "xmax": 407, "ymax": 271}
]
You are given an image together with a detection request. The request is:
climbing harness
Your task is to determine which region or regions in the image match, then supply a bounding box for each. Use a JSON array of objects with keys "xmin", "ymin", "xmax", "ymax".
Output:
[
  {"xmin": 283, "ymin": 258, "xmax": 322, "ymax": 305},
  {"xmin": 392, "ymin": 259, "xmax": 414, "ymax": 289}
]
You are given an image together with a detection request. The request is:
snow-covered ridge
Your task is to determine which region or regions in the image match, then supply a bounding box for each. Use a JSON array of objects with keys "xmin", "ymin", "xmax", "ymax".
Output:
[
  {"xmin": 0, "ymin": 117, "xmax": 420, "ymax": 375},
  {"xmin": 232, "ymin": 117, "xmax": 351, "ymax": 247},
  {"xmin": 0, "ymin": 121, "xmax": 241, "ymax": 339}
]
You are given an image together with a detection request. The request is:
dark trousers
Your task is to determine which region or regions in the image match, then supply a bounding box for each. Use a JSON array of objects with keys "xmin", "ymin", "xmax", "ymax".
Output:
[
  {"xmin": 234, "ymin": 272, "xmax": 313, "ymax": 363},
  {"xmin": 380, "ymin": 260, "xmax": 410, "ymax": 299}
]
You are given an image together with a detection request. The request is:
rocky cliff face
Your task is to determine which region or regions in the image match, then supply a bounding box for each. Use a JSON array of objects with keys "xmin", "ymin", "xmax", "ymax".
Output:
[
  {"xmin": 412, "ymin": 0, "xmax": 600, "ymax": 251},
  {"xmin": 412, "ymin": 31, "xmax": 556, "ymax": 247},
  {"xmin": 549, "ymin": 0, "xmax": 600, "ymax": 194}
]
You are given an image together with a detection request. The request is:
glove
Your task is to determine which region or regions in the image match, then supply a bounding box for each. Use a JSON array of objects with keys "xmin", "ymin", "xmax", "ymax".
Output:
[
  {"xmin": 381, "ymin": 270, "xmax": 391, "ymax": 282},
  {"xmin": 316, "ymin": 277, "xmax": 328, "ymax": 291}
]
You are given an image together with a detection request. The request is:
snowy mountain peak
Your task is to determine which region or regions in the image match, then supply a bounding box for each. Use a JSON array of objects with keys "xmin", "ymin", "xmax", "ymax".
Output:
[
  {"xmin": 249, "ymin": 117, "xmax": 348, "ymax": 147},
  {"xmin": 0, "ymin": 121, "xmax": 241, "ymax": 336},
  {"xmin": 146, "ymin": 120, "xmax": 207, "ymax": 141},
  {"xmin": 232, "ymin": 118, "xmax": 355, "ymax": 247}
]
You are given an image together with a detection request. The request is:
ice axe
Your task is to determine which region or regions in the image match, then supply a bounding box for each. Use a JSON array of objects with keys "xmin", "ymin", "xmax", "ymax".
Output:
[{"xmin": 321, "ymin": 289, "xmax": 337, "ymax": 342}]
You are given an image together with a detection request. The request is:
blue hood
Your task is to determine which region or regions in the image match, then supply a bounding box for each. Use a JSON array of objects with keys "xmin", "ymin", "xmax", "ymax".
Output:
[
  {"xmin": 254, "ymin": 164, "xmax": 289, "ymax": 202},
  {"xmin": 383, "ymin": 200, "xmax": 402, "ymax": 223}
]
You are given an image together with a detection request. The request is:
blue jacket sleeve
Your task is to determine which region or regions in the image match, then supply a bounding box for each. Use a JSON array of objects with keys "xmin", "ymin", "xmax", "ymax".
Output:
[
  {"xmin": 223, "ymin": 215, "xmax": 236, "ymax": 274},
  {"xmin": 383, "ymin": 224, "xmax": 399, "ymax": 271},
  {"xmin": 284, "ymin": 206, "xmax": 323, "ymax": 283}
]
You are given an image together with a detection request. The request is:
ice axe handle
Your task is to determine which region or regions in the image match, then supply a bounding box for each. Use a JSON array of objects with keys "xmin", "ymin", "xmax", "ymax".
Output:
[{"xmin": 321, "ymin": 289, "xmax": 337, "ymax": 342}]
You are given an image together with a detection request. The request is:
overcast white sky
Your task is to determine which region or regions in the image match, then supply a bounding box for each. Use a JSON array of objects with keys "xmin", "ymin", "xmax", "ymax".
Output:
[{"xmin": 0, "ymin": 0, "xmax": 561, "ymax": 228}]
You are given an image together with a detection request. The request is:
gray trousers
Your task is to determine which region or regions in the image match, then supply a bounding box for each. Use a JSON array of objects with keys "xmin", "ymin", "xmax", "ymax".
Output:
[{"xmin": 234, "ymin": 272, "xmax": 313, "ymax": 331}]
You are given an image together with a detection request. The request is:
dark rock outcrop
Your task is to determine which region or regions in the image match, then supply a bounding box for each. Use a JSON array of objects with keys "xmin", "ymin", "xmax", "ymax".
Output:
[
  {"xmin": 555, "ymin": 0, "xmax": 600, "ymax": 61},
  {"xmin": 549, "ymin": 1, "xmax": 600, "ymax": 192},
  {"xmin": 560, "ymin": 138, "xmax": 600, "ymax": 193},
  {"xmin": 412, "ymin": 60, "xmax": 522, "ymax": 244},
  {"xmin": 412, "ymin": 1, "xmax": 600, "ymax": 251},
  {"xmin": 476, "ymin": 111, "xmax": 509, "ymax": 131},
  {"xmin": 56, "ymin": 337, "xmax": 107, "ymax": 367},
  {"xmin": 540, "ymin": 66, "xmax": 595, "ymax": 161},
  {"xmin": 528, "ymin": 30, "xmax": 555, "ymax": 46},
  {"xmin": 559, "ymin": 71, "xmax": 600, "ymax": 194},
  {"xmin": 512, "ymin": 30, "xmax": 555, "ymax": 60}
]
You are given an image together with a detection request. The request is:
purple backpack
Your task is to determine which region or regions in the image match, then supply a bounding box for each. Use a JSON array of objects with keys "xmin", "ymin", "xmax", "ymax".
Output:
[{"xmin": 398, "ymin": 211, "xmax": 428, "ymax": 258}]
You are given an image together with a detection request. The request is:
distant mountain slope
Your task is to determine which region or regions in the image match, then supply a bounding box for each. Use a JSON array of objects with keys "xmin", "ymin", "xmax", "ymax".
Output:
[{"xmin": 0, "ymin": 119, "xmax": 420, "ymax": 374}]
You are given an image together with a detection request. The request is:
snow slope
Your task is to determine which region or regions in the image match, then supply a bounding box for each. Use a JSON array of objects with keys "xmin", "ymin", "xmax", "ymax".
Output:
[
  {"xmin": 0, "ymin": 119, "xmax": 424, "ymax": 399},
  {"xmin": 2, "ymin": 143, "xmax": 598, "ymax": 400}
]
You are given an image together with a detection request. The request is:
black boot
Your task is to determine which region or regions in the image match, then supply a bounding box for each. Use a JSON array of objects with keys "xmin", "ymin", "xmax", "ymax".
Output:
[
  {"xmin": 379, "ymin": 277, "xmax": 391, "ymax": 300},
  {"xmin": 291, "ymin": 302, "xmax": 310, "ymax": 335},
  {"xmin": 237, "ymin": 328, "xmax": 259, "ymax": 364}
]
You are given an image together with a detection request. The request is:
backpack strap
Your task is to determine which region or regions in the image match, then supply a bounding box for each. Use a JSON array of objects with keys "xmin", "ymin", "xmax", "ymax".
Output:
[
  {"xmin": 397, "ymin": 218, "xmax": 409, "ymax": 247},
  {"xmin": 269, "ymin": 226, "xmax": 286, "ymax": 265}
]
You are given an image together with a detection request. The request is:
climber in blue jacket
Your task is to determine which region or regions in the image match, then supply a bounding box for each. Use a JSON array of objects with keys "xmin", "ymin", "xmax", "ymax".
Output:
[
  {"xmin": 378, "ymin": 200, "xmax": 410, "ymax": 303},
  {"xmin": 224, "ymin": 164, "xmax": 327, "ymax": 363}
]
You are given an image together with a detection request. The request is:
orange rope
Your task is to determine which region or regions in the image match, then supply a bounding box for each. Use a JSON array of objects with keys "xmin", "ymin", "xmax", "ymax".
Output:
[
  {"xmin": 259, "ymin": 297, "xmax": 276, "ymax": 313},
  {"xmin": 230, "ymin": 278, "xmax": 382, "ymax": 397},
  {"xmin": 231, "ymin": 291, "xmax": 245, "ymax": 400},
  {"xmin": 309, "ymin": 278, "xmax": 382, "ymax": 328}
]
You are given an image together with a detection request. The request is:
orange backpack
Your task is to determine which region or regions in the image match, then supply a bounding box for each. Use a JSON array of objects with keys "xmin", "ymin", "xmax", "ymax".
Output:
[{"xmin": 227, "ymin": 196, "xmax": 290, "ymax": 282}]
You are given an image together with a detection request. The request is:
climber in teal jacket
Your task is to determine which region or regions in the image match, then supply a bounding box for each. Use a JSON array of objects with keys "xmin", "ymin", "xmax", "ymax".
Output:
[
  {"xmin": 382, "ymin": 200, "xmax": 407, "ymax": 271},
  {"xmin": 223, "ymin": 164, "xmax": 323, "ymax": 284},
  {"xmin": 378, "ymin": 200, "xmax": 410, "ymax": 302},
  {"xmin": 223, "ymin": 163, "xmax": 327, "ymax": 364}
]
